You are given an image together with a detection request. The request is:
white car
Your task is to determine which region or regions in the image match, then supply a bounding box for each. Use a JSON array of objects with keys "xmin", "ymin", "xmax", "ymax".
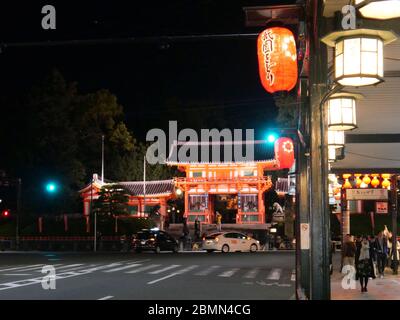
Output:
[{"xmin": 202, "ymin": 232, "xmax": 260, "ymax": 253}]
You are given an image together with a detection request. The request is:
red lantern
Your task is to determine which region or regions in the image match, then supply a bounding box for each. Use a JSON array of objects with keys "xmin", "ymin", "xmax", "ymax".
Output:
[
  {"xmin": 257, "ymin": 27, "xmax": 298, "ymax": 94},
  {"xmin": 274, "ymin": 137, "xmax": 295, "ymax": 169}
]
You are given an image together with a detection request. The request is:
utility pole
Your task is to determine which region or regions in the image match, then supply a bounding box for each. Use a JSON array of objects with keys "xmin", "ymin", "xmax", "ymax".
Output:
[
  {"xmin": 143, "ymin": 156, "xmax": 146, "ymax": 217},
  {"xmin": 307, "ymin": 0, "xmax": 330, "ymax": 299}
]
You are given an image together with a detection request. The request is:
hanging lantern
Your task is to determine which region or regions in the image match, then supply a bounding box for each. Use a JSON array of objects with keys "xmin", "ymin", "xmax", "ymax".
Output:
[
  {"xmin": 381, "ymin": 173, "xmax": 391, "ymax": 179},
  {"xmin": 326, "ymin": 93, "xmax": 362, "ymax": 131},
  {"xmin": 328, "ymin": 146, "xmax": 337, "ymax": 162},
  {"xmin": 321, "ymin": 29, "xmax": 397, "ymax": 87},
  {"xmin": 343, "ymin": 174, "xmax": 352, "ymax": 179},
  {"xmin": 274, "ymin": 137, "xmax": 295, "ymax": 169},
  {"xmin": 363, "ymin": 174, "xmax": 371, "ymax": 185},
  {"xmin": 257, "ymin": 27, "xmax": 298, "ymax": 94},
  {"xmin": 328, "ymin": 130, "xmax": 345, "ymax": 148},
  {"xmin": 343, "ymin": 179, "xmax": 352, "ymax": 189},
  {"xmin": 382, "ymin": 177, "xmax": 391, "ymax": 188},
  {"xmin": 355, "ymin": 0, "xmax": 400, "ymax": 20},
  {"xmin": 355, "ymin": 174, "xmax": 362, "ymax": 188},
  {"xmin": 371, "ymin": 174, "xmax": 380, "ymax": 187}
]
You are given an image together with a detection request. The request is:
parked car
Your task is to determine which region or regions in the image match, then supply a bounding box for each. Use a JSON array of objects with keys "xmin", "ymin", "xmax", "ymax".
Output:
[
  {"xmin": 202, "ymin": 232, "xmax": 260, "ymax": 253},
  {"xmin": 132, "ymin": 229, "xmax": 179, "ymax": 253}
]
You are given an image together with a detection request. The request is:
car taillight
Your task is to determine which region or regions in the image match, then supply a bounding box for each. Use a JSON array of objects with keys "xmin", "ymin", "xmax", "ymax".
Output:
[
  {"xmin": 215, "ymin": 237, "xmax": 219, "ymax": 242},
  {"xmin": 202, "ymin": 237, "xmax": 205, "ymax": 241}
]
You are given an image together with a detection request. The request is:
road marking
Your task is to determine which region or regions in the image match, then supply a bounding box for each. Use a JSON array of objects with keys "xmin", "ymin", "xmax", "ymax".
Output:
[
  {"xmin": 104, "ymin": 263, "xmax": 142, "ymax": 273},
  {"xmin": 0, "ymin": 264, "xmax": 43, "ymax": 272},
  {"xmin": 98, "ymin": 296, "xmax": 114, "ymax": 300},
  {"xmin": 175, "ymin": 265, "xmax": 199, "ymax": 274},
  {"xmin": 218, "ymin": 268, "xmax": 240, "ymax": 278},
  {"xmin": 194, "ymin": 265, "xmax": 220, "ymax": 276},
  {"xmin": 391, "ymin": 280, "xmax": 400, "ymax": 285},
  {"xmin": 148, "ymin": 265, "xmax": 181, "ymax": 275},
  {"xmin": 147, "ymin": 273, "xmax": 178, "ymax": 285},
  {"xmin": 126, "ymin": 264, "xmax": 161, "ymax": 274},
  {"xmin": 3, "ymin": 274, "xmax": 32, "ymax": 276},
  {"xmin": 243, "ymin": 268, "xmax": 260, "ymax": 279},
  {"xmin": 267, "ymin": 268, "xmax": 282, "ymax": 281},
  {"xmin": 147, "ymin": 265, "xmax": 199, "ymax": 285}
]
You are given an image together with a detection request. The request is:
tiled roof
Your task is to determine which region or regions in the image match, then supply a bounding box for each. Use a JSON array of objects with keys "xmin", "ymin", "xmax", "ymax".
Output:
[
  {"xmin": 166, "ymin": 140, "xmax": 275, "ymax": 164},
  {"xmin": 118, "ymin": 180, "xmax": 174, "ymax": 196}
]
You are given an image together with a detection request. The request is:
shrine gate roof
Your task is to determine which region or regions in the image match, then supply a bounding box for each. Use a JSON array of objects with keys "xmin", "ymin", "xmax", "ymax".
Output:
[{"xmin": 119, "ymin": 180, "xmax": 175, "ymax": 196}]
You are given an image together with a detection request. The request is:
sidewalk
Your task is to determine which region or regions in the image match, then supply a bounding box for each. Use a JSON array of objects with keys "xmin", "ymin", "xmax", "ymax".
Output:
[{"xmin": 331, "ymin": 253, "xmax": 400, "ymax": 300}]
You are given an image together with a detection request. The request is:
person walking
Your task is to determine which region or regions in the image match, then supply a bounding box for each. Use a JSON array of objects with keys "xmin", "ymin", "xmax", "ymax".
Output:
[
  {"xmin": 388, "ymin": 236, "xmax": 400, "ymax": 270},
  {"xmin": 375, "ymin": 231, "xmax": 388, "ymax": 278},
  {"xmin": 342, "ymin": 234, "xmax": 356, "ymax": 270},
  {"xmin": 194, "ymin": 216, "xmax": 201, "ymax": 241},
  {"xmin": 357, "ymin": 236, "xmax": 374, "ymax": 293},
  {"xmin": 355, "ymin": 235, "xmax": 362, "ymax": 280},
  {"xmin": 216, "ymin": 211, "xmax": 222, "ymax": 232}
]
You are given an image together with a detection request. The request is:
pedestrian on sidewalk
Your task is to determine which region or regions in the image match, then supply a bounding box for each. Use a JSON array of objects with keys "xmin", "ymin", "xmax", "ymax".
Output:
[
  {"xmin": 374, "ymin": 231, "xmax": 388, "ymax": 278},
  {"xmin": 357, "ymin": 236, "xmax": 374, "ymax": 293},
  {"xmin": 388, "ymin": 236, "xmax": 400, "ymax": 270},
  {"xmin": 215, "ymin": 211, "xmax": 222, "ymax": 232},
  {"xmin": 342, "ymin": 234, "xmax": 356, "ymax": 271},
  {"xmin": 355, "ymin": 235, "xmax": 362, "ymax": 280},
  {"xmin": 194, "ymin": 216, "xmax": 201, "ymax": 241}
]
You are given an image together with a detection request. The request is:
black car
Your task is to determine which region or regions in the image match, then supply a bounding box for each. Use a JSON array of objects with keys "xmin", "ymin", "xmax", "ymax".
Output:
[{"xmin": 132, "ymin": 229, "xmax": 179, "ymax": 253}]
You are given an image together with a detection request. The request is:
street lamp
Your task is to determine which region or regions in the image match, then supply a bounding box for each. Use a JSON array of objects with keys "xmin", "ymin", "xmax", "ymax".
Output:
[
  {"xmin": 328, "ymin": 130, "xmax": 345, "ymax": 148},
  {"xmin": 326, "ymin": 93, "xmax": 362, "ymax": 131},
  {"xmin": 322, "ymin": 29, "xmax": 397, "ymax": 87},
  {"xmin": 355, "ymin": 0, "xmax": 400, "ymax": 20}
]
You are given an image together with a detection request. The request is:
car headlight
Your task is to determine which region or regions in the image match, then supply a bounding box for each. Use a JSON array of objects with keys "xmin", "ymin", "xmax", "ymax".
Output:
[{"xmin": 256, "ymin": 240, "xmax": 260, "ymax": 244}]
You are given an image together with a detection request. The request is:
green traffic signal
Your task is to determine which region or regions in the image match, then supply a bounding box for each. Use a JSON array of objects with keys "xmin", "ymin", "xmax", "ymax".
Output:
[{"xmin": 45, "ymin": 182, "xmax": 58, "ymax": 193}]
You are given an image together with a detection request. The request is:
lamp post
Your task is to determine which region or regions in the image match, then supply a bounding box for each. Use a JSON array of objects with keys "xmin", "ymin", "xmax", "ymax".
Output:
[{"xmin": 16, "ymin": 178, "xmax": 21, "ymax": 250}]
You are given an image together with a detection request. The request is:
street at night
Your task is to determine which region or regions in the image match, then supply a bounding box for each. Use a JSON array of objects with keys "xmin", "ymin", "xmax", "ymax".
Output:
[
  {"xmin": 1, "ymin": 0, "xmax": 400, "ymax": 311},
  {"xmin": 0, "ymin": 251, "xmax": 294, "ymax": 300}
]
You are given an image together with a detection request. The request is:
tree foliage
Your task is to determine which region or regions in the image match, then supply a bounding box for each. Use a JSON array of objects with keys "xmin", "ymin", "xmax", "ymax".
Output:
[
  {"xmin": 0, "ymin": 70, "xmax": 175, "ymax": 215},
  {"xmin": 93, "ymin": 184, "xmax": 130, "ymax": 217}
]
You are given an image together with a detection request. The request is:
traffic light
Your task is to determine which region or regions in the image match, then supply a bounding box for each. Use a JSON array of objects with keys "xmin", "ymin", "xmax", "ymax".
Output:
[
  {"xmin": 266, "ymin": 132, "xmax": 278, "ymax": 143},
  {"xmin": 45, "ymin": 181, "xmax": 58, "ymax": 194},
  {"xmin": 2, "ymin": 210, "xmax": 9, "ymax": 217}
]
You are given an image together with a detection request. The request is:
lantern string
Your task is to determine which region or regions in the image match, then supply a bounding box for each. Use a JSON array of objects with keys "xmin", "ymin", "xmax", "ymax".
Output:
[{"xmin": 346, "ymin": 151, "xmax": 400, "ymax": 162}]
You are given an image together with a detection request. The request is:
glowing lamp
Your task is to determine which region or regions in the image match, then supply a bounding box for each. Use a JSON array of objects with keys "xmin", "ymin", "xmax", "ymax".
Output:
[
  {"xmin": 274, "ymin": 137, "xmax": 295, "ymax": 169},
  {"xmin": 371, "ymin": 175, "xmax": 380, "ymax": 187},
  {"xmin": 328, "ymin": 146, "xmax": 337, "ymax": 163},
  {"xmin": 382, "ymin": 178, "xmax": 391, "ymax": 188},
  {"xmin": 257, "ymin": 27, "xmax": 298, "ymax": 93},
  {"xmin": 363, "ymin": 175, "xmax": 371, "ymax": 185},
  {"xmin": 175, "ymin": 188, "xmax": 182, "ymax": 196},
  {"xmin": 355, "ymin": 0, "xmax": 400, "ymax": 20},
  {"xmin": 328, "ymin": 130, "xmax": 345, "ymax": 148},
  {"xmin": 381, "ymin": 173, "xmax": 391, "ymax": 179},
  {"xmin": 326, "ymin": 93, "xmax": 361, "ymax": 131},
  {"xmin": 321, "ymin": 29, "xmax": 397, "ymax": 87},
  {"xmin": 343, "ymin": 179, "xmax": 352, "ymax": 189}
]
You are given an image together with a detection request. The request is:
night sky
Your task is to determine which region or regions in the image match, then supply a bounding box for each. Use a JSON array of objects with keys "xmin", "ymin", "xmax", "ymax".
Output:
[{"xmin": 0, "ymin": 0, "xmax": 295, "ymax": 140}]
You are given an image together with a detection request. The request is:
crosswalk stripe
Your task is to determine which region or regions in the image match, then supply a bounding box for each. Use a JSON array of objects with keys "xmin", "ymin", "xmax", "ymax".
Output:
[
  {"xmin": 218, "ymin": 268, "xmax": 240, "ymax": 278},
  {"xmin": 267, "ymin": 268, "xmax": 282, "ymax": 280},
  {"xmin": 104, "ymin": 263, "xmax": 142, "ymax": 273},
  {"xmin": 0, "ymin": 264, "xmax": 44, "ymax": 272},
  {"xmin": 175, "ymin": 265, "xmax": 199, "ymax": 274},
  {"xmin": 243, "ymin": 268, "xmax": 260, "ymax": 279},
  {"xmin": 55, "ymin": 264, "xmax": 84, "ymax": 270},
  {"xmin": 126, "ymin": 264, "xmax": 161, "ymax": 274},
  {"xmin": 194, "ymin": 265, "xmax": 220, "ymax": 276},
  {"xmin": 148, "ymin": 265, "xmax": 181, "ymax": 275}
]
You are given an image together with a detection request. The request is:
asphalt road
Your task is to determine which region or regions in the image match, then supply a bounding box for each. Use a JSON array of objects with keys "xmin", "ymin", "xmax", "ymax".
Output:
[{"xmin": 0, "ymin": 251, "xmax": 295, "ymax": 300}]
